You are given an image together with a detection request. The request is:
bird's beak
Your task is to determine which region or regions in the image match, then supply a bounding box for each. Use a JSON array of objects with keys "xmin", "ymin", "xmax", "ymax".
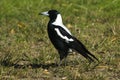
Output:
[{"xmin": 39, "ymin": 11, "xmax": 49, "ymax": 16}]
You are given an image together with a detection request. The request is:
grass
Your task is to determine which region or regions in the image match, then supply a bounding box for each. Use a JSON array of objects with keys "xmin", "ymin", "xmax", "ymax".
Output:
[{"xmin": 0, "ymin": 0, "xmax": 120, "ymax": 79}]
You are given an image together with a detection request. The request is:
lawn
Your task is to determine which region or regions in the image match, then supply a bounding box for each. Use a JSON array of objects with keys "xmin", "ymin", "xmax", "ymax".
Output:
[{"xmin": 0, "ymin": 0, "xmax": 120, "ymax": 80}]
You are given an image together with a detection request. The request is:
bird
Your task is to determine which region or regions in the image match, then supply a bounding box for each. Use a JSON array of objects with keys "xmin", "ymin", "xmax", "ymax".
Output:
[{"xmin": 40, "ymin": 10, "xmax": 99, "ymax": 66}]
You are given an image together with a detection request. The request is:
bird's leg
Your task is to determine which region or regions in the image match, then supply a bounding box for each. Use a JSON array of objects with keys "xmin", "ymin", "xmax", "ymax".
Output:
[
  {"xmin": 58, "ymin": 57, "xmax": 64, "ymax": 66},
  {"xmin": 58, "ymin": 50, "xmax": 69, "ymax": 66},
  {"xmin": 58, "ymin": 57, "xmax": 68, "ymax": 66},
  {"xmin": 64, "ymin": 57, "xmax": 67, "ymax": 66},
  {"xmin": 58, "ymin": 60, "xmax": 62, "ymax": 66},
  {"xmin": 54, "ymin": 57, "xmax": 59, "ymax": 66}
]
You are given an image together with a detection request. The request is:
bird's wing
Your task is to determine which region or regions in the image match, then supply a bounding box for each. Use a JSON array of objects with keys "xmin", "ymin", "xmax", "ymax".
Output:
[{"xmin": 54, "ymin": 26, "xmax": 74, "ymax": 43}]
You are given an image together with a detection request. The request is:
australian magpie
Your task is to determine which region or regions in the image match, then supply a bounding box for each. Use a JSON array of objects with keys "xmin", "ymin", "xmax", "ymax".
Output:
[{"xmin": 40, "ymin": 10, "xmax": 98, "ymax": 66}]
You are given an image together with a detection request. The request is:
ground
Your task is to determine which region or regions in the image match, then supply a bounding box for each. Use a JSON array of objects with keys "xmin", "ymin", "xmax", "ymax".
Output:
[{"xmin": 0, "ymin": 0, "xmax": 120, "ymax": 80}]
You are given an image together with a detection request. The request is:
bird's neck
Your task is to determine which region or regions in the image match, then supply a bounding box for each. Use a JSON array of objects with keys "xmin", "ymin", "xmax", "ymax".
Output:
[{"xmin": 52, "ymin": 14, "xmax": 63, "ymax": 26}]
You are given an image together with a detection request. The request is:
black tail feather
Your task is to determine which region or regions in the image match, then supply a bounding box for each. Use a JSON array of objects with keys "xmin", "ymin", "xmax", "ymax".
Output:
[
  {"xmin": 69, "ymin": 38, "xmax": 99, "ymax": 62},
  {"xmin": 86, "ymin": 50, "xmax": 99, "ymax": 62}
]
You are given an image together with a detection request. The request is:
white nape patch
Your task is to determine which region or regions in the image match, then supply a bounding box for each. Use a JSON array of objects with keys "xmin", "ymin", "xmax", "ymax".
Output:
[
  {"xmin": 52, "ymin": 14, "xmax": 72, "ymax": 35},
  {"xmin": 54, "ymin": 28, "xmax": 74, "ymax": 43}
]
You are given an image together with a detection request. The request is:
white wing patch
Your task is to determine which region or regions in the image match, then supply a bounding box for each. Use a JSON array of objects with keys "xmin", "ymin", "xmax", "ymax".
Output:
[
  {"xmin": 52, "ymin": 14, "xmax": 72, "ymax": 35},
  {"xmin": 54, "ymin": 28, "xmax": 74, "ymax": 43}
]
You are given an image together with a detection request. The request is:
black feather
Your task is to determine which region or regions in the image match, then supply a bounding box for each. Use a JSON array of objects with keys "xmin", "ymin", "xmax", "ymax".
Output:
[{"xmin": 69, "ymin": 37, "xmax": 99, "ymax": 62}]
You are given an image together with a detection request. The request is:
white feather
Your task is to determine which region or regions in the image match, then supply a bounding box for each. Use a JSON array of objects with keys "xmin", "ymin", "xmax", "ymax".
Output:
[
  {"xmin": 54, "ymin": 28, "xmax": 74, "ymax": 43},
  {"xmin": 52, "ymin": 14, "xmax": 72, "ymax": 35}
]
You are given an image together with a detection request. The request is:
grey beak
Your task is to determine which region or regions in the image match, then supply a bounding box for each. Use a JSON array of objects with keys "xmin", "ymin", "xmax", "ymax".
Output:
[{"xmin": 39, "ymin": 11, "xmax": 49, "ymax": 16}]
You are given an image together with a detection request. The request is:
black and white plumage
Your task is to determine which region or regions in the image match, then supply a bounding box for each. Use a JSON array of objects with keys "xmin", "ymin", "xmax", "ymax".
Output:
[{"xmin": 40, "ymin": 10, "xmax": 98, "ymax": 65}]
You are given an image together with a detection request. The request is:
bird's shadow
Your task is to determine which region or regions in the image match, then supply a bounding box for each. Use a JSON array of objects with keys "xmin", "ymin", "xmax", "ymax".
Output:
[
  {"xmin": 14, "ymin": 63, "xmax": 58, "ymax": 69},
  {"xmin": 1, "ymin": 60, "xmax": 101, "ymax": 70},
  {"xmin": 1, "ymin": 62, "xmax": 58, "ymax": 69}
]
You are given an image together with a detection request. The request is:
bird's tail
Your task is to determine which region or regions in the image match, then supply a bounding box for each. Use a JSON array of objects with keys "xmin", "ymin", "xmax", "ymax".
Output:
[{"xmin": 69, "ymin": 38, "xmax": 99, "ymax": 62}]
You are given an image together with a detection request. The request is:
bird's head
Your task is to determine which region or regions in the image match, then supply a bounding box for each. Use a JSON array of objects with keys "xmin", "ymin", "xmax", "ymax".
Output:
[{"xmin": 40, "ymin": 10, "xmax": 60, "ymax": 21}]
